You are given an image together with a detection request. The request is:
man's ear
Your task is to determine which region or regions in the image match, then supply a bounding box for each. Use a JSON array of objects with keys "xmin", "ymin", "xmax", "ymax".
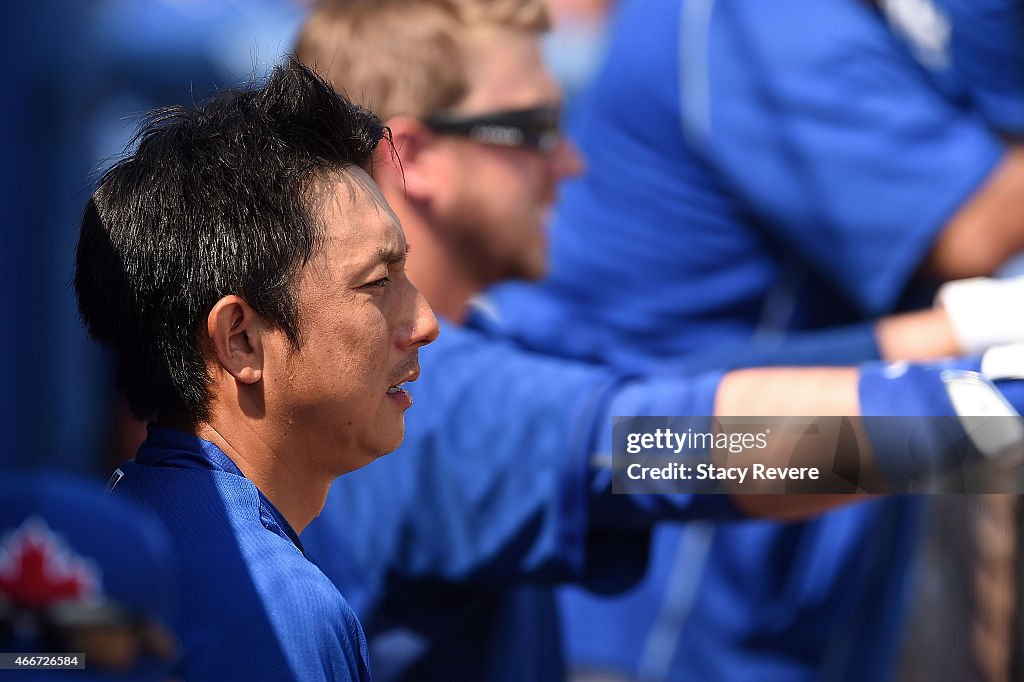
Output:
[
  {"xmin": 206, "ymin": 295, "xmax": 264, "ymax": 384},
  {"xmin": 374, "ymin": 116, "xmax": 438, "ymax": 202}
]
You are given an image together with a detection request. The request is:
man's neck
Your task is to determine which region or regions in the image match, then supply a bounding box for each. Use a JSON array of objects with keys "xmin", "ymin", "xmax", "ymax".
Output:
[{"xmin": 190, "ymin": 418, "xmax": 329, "ymax": 535}]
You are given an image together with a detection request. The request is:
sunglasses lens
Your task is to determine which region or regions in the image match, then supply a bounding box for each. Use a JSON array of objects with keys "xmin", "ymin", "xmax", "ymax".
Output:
[
  {"xmin": 426, "ymin": 106, "xmax": 562, "ymax": 152},
  {"xmin": 513, "ymin": 108, "xmax": 561, "ymax": 151}
]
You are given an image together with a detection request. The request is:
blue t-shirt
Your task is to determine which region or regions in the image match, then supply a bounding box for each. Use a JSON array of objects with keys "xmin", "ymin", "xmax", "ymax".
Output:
[
  {"xmin": 301, "ymin": 319, "xmax": 738, "ymax": 682},
  {"xmin": 109, "ymin": 426, "xmax": 371, "ymax": 681},
  {"xmin": 489, "ymin": 0, "xmax": 1003, "ymax": 679}
]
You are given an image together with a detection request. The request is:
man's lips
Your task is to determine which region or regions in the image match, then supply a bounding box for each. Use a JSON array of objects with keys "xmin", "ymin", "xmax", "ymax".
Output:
[
  {"xmin": 386, "ymin": 366, "xmax": 420, "ymax": 406},
  {"xmin": 388, "ymin": 367, "xmax": 420, "ymax": 389}
]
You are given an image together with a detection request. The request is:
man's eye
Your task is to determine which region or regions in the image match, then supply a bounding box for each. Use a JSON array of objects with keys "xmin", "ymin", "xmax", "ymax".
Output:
[{"xmin": 366, "ymin": 277, "xmax": 391, "ymax": 288}]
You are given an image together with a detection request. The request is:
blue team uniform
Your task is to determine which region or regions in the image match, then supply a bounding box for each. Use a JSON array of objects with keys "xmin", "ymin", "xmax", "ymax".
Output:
[
  {"xmin": 302, "ymin": 319, "xmax": 744, "ymax": 682},
  {"xmin": 109, "ymin": 426, "xmax": 371, "ymax": 681},
  {"xmin": 488, "ymin": 0, "xmax": 1004, "ymax": 679}
]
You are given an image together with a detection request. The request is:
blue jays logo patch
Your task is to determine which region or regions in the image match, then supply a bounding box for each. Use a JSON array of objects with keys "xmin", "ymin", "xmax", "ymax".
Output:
[{"xmin": 0, "ymin": 517, "xmax": 101, "ymax": 609}]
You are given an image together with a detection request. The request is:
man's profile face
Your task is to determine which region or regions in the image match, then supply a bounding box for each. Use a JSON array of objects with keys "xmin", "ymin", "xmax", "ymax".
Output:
[
  {"xmin": 266, "ymin": 168, "xmax": 438, "ymax": 474},
  {"xmin": 430, "ymin": 27, "xmax": 583, "ymax": 285}
]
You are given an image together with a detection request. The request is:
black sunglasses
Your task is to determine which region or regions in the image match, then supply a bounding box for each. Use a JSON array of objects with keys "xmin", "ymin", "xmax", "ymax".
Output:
[{"xmin": 422, "ymin": 105, "xmax": 562, "ymax": 153}]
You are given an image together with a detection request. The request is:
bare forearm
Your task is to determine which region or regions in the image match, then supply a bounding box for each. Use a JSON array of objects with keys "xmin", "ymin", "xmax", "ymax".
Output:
[
  {"xmin": 715, "ymin": 367, "xmax": 860, "ymax": 417},
  {"xmin": 713, "ymin": 367, "xmax": 876, "ymax": 519}
]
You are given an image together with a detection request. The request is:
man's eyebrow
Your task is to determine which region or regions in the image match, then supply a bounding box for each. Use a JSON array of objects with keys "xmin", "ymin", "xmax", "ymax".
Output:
[{"xmin": 377, "ymin": 242, "xmax": 411, "ymax": 265}]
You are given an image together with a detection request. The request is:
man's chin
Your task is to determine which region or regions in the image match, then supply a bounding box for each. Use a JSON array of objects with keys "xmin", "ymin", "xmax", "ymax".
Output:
[
  {"xmin": 334, "ymin": 427, "xmax": 405, "ymax": 476},
  {"xmin": 374, "ymin": 422, "xmax": 407, "ymax": 458}
]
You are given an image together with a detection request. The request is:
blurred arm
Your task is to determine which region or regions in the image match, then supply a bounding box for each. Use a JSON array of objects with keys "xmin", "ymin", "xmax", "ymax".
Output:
[
  {"xmin": 925, "ymin": 148, "xmax": 1024, "ymax": 278},
  {"xmin": 713, "ymin": 367, "xmax": 868, "ymax": 520}
]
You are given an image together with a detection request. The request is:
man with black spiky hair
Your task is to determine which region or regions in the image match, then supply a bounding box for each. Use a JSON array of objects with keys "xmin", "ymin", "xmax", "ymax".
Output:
[{"xmin": 74, "ymin": 57, "xmax": 439, "ymax": 681}]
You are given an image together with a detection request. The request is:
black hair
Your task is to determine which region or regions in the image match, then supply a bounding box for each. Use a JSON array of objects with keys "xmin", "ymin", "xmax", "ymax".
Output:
[{"xmin": 74, "ymin": 56, "xmax": 388, "ymax": 421}]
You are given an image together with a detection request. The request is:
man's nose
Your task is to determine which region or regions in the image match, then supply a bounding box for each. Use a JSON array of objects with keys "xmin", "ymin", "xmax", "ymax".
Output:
[
  {"xmin": 407, "ymin": 288, "xmax": 439, "ymax": 349},
  {"xmin": 551, "ymin": 136, "xmax": 585, "ymax": 181}
]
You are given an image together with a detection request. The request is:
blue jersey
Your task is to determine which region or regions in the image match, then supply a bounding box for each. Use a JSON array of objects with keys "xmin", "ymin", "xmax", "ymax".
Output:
[
  {"xmin": 885, "ymin": 0, "xmax": 1024, "ymax": 137},
  {"xmin": 302, "ymin": 319, "xmax": 743, "ymax": 682},
  {"xmin": 488, "ymin": 0, "xmax": 1003, "ymax": 679},
  {"xmin": 109, "ymin": 426, "xmax": 371, "ymax": 682},
  {"xmin": 494, "ymin": 0, "xmax": 1001, "ymax": 368}
]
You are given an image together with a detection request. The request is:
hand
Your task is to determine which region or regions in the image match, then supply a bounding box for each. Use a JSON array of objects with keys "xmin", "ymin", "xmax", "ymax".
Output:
[{"xmin": 859, "ymin": 353, "xmax": 1024, "ymax": 489}]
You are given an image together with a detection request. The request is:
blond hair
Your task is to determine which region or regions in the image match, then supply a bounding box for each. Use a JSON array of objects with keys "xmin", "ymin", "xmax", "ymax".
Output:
[{"xmin": 295, "ymin": 0, "xmax": 549, "ymax": 120}]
